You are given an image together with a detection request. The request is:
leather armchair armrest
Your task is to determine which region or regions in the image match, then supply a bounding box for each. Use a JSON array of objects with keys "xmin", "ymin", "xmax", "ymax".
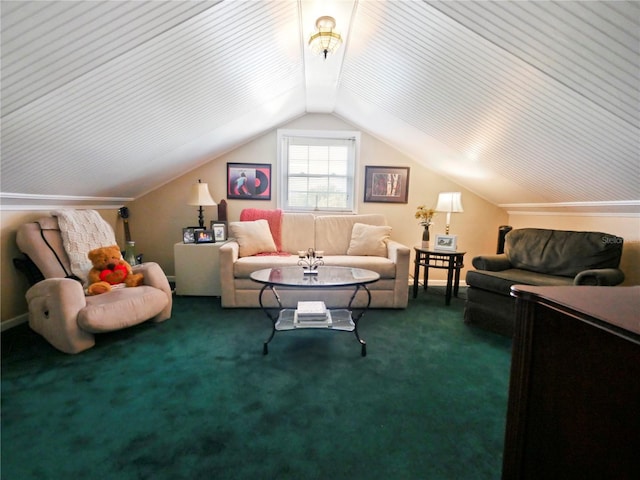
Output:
[
  {"xmin": 472, "ymin": 254, "xmax": 512, "ymax": 271},
  {"xmin": 574, "ymin": 268, "xmax": 625, "ymax": 286},
  {"xmin": 131, "ymin": 262, "xmax": 172, "ymax": 322},
  {"xmin": 25, "ymin": 278, "xmax": 94, "ymax": 353}
]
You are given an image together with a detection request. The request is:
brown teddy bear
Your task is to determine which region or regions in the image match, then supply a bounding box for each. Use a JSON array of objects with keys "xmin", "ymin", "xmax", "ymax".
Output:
[{"xmin": 86, "ymin": 245, "xmax": 144, "ymax": 295}]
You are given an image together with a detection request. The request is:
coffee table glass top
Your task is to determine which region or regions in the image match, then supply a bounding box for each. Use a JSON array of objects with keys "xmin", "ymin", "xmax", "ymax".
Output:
[{"xmin": 250, "ymin": 266, "xmax": 380, "ymax": 288}]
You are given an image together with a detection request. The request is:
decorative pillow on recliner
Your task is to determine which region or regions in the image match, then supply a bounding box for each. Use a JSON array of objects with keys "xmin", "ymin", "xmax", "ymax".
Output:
[
  {"xmin": 347, "ymin": 223, "xmax": 391, "ymax": 257},
  {"xmin": 229, "ymin": 219, "xmax": 278, "ymax": 257}
]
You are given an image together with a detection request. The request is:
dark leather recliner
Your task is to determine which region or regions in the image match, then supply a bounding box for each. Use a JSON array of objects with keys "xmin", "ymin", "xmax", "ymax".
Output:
[{"xmin": 464, "ymin": 228, "xmax": 624, "ymax": 336}]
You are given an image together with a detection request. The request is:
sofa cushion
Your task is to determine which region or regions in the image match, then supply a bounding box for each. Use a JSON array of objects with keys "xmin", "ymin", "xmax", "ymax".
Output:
[
  {"xmin": 315, "ymin": 214, "xmax": 387, "ymax": 255},
  {"xmin": 229, "ymin": 219, "xmax": 277, "ymax": 257},
  {"xmin": 240, "ymin": 208, "xmax": 284, "ymax": 251},
  {"xmin": 235, "ymin": 255, "xmax": 396, "ymax": 279},
  {"xmin": 466, "ymin": 268, "xmax": 574, "ymax": 295},
  {"xmin": 322, "ymin": 255, "xmax": 396, "ymax": 278},
  {"xmin": 505, "ymin": 228, "xmax": 623, "ymax": 277},
  {"xmin": 280, "ymin": 213, "xmax": 316, "ymax": 253},
  {"xmin": 347, "ymin": 223, "xmax": 391, "ymax": 256}
]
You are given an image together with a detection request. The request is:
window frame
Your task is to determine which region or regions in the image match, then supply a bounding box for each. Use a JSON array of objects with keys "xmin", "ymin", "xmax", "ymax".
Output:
[{"xmin": 276, "ymin": 129, "xmax": 360, "ymax": 214}]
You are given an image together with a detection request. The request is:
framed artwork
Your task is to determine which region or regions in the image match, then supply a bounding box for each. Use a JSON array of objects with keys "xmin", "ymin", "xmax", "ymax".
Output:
[
  {"xmin": 212, "ymin": 223, "xmax": 227, "ymax": 242},
  {"xmin": 195, "ymin": 229, "xmax": 215, "ymax": 244},
  {"xmin": 227, "ymin": 163, "xmax": 271, "ymax": 200},
  {"xmin": 364, "ymin": 166, "xmax": 410, "ymax": 203},
  {"xmin": 434, "ymin": 234, "xmax": 457, "ymax": 252}
]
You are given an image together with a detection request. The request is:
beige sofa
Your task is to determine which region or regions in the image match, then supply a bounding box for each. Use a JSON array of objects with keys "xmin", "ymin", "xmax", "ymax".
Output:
[{"xmin": 219, "ymin": 213, "xmax": 410, "ymax": 309}]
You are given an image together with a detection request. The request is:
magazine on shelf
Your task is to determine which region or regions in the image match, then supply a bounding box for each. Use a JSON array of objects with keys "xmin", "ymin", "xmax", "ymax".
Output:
[
  {"xmin": 295, "ymin": 310, "xmax": 332, "ymax": 327},
  {"xmin": 296, "ymin": 301, "xmax": 327, "ymax": 317}
]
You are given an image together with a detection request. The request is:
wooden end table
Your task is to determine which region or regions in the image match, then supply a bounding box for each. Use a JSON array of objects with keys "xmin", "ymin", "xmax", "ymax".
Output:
[{"xmin": 413, "ymin": 247, "xmax": 465, "ymax": 305}]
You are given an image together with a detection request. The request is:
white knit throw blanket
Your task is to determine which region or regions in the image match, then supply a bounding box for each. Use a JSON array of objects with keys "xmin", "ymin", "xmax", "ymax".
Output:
[{"xmin": 53, "ymin": 209, "xmax": 117, "ymax": 284}]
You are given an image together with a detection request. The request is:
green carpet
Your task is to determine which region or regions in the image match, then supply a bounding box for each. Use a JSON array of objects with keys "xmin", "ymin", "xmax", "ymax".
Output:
[{"xmin": 2, "ymin": 288, "xmax": 512, "ymax": 480}]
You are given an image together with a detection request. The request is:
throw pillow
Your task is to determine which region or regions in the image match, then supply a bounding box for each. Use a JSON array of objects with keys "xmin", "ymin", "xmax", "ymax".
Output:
[
  {"xmin": 229, "ymin": 219, "xmax": 278, "ymax": 257},
  {"xmin": 347, "ymin": 223, "xmax": 392, "ymax": 257}
]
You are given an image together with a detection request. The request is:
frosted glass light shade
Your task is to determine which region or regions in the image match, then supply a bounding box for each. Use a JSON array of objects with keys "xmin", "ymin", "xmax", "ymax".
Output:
[{"xmin": 308, "ymin": 16, "xmax": 343, "ymax": 59}]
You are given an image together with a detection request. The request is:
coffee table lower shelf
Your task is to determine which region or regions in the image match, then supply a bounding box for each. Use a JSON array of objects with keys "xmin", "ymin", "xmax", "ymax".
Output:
[
  {"xmin": 275, "ymin": 309, "xmax": 355, "ymax": 331},
  {"xmin": 265, "ymin": 308, "xmax": 365, "ymax": 356},
  {"xmin": 250, "ymin": 267, "xmax": 379, "ymax": 357}
]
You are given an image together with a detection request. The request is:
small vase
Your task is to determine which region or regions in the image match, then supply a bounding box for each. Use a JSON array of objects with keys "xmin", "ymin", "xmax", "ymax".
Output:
[
  {"xmin": 124, "ymin": 241, "xmax": 138, "ymax": 266},
  {"xmin": 422, "ymin": 226, "xmax": 430, "ymax": 249}
]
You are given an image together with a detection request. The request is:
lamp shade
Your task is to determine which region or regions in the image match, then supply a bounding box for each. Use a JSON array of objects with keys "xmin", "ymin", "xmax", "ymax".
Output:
[
  {"xmin": 435, "ymin": 192, "xmax": 463, "ymax": 234},
  {"xmin": 435, "ymin": 192, "xmax": 464, "ymax": 213},
  {"xmin": 187, "ymin": 182, "xmax": 216, "ymax": 207}
]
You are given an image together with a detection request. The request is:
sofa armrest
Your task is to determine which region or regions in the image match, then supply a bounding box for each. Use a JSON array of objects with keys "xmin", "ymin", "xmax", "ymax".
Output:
[
  {"xmin": 132, "ymin": 262, "xmax": 172, "ymax": 322},
  {"xmin": 574, "ymin": 268, "xmax": 625, "ymax": 286},
  {"xmin": 219, "ymin": 241, "xmax": 240, "ymax": 307},
  {"xmin": 472, "ymin": 254, "xmax": 512, "ymax": 271},
  {"xmin": 387, "ymin": 240, "xmax": 410, "ymax": 308},
  {"xmin": 25, "ymin": 278, "xmax": 95, "ymax": 353},
  {"xmin": 386, "ymin": 239, "xmax": 410, "ymax": 263}
]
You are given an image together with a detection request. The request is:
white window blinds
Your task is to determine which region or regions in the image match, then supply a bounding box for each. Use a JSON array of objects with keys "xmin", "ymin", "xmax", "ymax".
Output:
[{"xmin": 278, "ymin": 131, "xmax": 359, "ymax": 213}]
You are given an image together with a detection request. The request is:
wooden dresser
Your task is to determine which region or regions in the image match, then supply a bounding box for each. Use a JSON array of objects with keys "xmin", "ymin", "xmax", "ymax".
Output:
[{"xmin": 502, "ymin": 286, "xmax": 640, "ymax": 480}]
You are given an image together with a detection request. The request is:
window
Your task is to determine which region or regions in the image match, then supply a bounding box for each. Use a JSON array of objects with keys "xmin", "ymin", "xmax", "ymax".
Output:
[{"xmin": 277, "ymin": 129, "xmax": 360, "ymax": 213}]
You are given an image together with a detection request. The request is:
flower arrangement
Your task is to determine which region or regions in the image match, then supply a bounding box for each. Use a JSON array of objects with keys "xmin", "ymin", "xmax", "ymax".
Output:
[{"xmin": 415, "ymin": 205, "xmax": 436, "ymax": 227}]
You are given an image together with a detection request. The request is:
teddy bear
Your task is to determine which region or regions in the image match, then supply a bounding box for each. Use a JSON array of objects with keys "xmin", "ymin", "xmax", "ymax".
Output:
[{"xmin": 86, "ymin": 245, "xmax": 144, "ymax": 295}]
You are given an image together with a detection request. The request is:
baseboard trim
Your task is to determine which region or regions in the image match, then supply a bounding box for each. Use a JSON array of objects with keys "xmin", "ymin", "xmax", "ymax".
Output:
[
  {"xmin": 1, "ymin": 313, "xmax": 28, "ymax": 331},
  {"xmin": 409, "ymin": 278, "xmax": 468, "ymax": 287}
]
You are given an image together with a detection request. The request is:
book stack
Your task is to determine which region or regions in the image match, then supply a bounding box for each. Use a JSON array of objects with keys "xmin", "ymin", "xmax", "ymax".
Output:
[{"xmin": 295, "ymin": 301, "xmax": 331, "ymax": 326}]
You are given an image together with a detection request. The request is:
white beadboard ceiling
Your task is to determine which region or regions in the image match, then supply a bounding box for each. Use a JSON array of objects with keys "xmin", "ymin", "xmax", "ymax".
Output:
[{"xmin": 1, "ymin": 0, "xmax": 639, "ymax": 213}]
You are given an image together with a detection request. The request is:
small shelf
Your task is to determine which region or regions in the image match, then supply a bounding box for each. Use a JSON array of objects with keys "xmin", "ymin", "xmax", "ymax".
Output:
[{"xmin": 275, "ymin": 309, "xmax": 355, "ymax": 332}]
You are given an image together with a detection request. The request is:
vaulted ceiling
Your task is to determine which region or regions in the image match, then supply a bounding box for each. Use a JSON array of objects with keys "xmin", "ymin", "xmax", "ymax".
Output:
[{"xmin": 1, "ymin": 1, "xmax": 639, "ymax": 213}]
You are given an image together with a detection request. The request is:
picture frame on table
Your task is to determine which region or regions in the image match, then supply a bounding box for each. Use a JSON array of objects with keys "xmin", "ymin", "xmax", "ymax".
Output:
[
  {"xmin": 195, "ymin": 229, "xmax": 215, "ymax": 244},
  {"xmin": 183, "ymin": 227, "xmax": 196, "ymax": 244},
  {"xmin": 210, "ymin": 220, "xmax": 228, "ymax": 241},
  {"xmin": 434, "ymin": 234, "xmax": 457, "ymax": 252},
  {"xmin": 363, "ymin": 166, "xmax": 410, "ymax": 203},
  {"xmin": 212, "ymin": 223, "xmax": 227, "ymax": 242},
  {"xmin": 227, "ymin": 162, "xmax": 271, "ymax": 200}
]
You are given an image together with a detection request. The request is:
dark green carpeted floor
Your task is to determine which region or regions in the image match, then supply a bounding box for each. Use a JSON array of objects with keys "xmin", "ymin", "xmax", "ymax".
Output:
[{"xmin": 1, "ymin": 287, "xmax": 512, "ymax": 480}]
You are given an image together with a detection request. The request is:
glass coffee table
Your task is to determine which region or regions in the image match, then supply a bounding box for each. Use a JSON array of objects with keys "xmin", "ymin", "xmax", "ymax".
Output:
[{"xmin": 250, "ymin": 266, "xmax": 380, "ymax": 356}]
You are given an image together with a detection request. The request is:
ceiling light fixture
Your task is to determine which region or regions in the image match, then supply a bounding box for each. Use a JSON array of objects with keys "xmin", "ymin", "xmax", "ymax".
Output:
[{"xmin": 308, "ymin": 16, "xmax": 343, "ymax": 59}]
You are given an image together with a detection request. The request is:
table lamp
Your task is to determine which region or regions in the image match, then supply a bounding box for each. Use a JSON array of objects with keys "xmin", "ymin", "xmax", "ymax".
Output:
[
  {"xmin": 435, "ymin": 192, "xmax": 464, "ymax": 234},
  {"xmin": 187, "ymin": 179, "xmax": 216, "ymax": 228}
]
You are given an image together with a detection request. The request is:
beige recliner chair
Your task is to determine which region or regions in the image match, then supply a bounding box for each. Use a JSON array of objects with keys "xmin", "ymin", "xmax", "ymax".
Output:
[{"xmin": 15, "ymin": 214, "xmax": 172, "ymax": 354}]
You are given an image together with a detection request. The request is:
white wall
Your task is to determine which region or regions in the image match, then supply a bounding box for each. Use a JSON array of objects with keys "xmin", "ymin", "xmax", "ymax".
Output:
[{"xmin": 127, "ymin": 113, "xmax": 508, "ymax": 280}]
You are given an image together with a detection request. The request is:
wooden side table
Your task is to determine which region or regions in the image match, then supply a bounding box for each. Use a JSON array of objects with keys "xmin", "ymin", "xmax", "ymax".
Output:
[
  {"xmin": 503, "ymin": 286, "xmax": 640, "ymax": 479},
  {"xmin": 174, "ymin": 241, "xmax": 228, "ymax": 296},
  {"xmin": 412, "ymin": 247, "xmax": 465, "ymax": 305}
]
